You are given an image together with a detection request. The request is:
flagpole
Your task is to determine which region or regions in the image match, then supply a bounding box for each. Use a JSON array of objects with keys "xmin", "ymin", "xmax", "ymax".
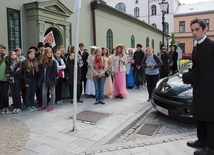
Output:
[{"xmin": 72, "ymin": 2, "xmax": 81, "ymax": 132}]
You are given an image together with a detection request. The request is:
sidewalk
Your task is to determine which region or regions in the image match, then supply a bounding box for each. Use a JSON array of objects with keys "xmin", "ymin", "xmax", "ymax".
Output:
[{"xmin": 2, "ymin": 88, "xmax": 197, "ymax": 155}]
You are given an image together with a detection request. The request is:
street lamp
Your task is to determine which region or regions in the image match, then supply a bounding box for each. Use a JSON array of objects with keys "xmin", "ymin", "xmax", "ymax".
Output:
[{"xmin": 159, "ymin": 0, "xmax": 168, "ymax": 45}]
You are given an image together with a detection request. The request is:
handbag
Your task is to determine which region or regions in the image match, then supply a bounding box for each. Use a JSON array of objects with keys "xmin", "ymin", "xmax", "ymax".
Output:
[{"xmin": 105, "ymin": 70, "xmax": 110, "ymax": 77}]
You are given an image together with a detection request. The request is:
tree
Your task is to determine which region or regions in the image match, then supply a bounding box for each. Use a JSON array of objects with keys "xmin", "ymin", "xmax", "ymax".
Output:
[{"xmin": 170, "ymin": 33, "xmax": 176, "ymax": 45}]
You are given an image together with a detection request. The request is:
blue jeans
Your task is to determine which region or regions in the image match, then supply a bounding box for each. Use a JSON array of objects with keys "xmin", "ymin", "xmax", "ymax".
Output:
[
  {"xmin": 93, "ymin": 77, "xmax": 106, "ymax": 102},
  {"xmin": 25, "ymin": 79, "xmax": 36, "ymax": 107}
]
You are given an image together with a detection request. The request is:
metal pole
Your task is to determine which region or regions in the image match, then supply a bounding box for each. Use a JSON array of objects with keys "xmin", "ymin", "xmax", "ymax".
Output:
[
  {"xmin": 72, "ymin": 7, "xmax": 80, "ymax": 132},
  {"xmin": 162, "ymin": 12, "xmax": 165, "ymax": 45}
]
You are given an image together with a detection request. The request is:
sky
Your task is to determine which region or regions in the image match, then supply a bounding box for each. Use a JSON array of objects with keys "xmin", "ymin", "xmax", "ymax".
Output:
[{"xmin": 179, "ymin": 0, "xmax": 214, "ymax": 4}]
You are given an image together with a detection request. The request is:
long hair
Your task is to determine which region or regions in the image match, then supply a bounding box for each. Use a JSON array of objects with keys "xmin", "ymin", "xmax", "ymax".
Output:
[
  {"xmin": 102, "ymin": 47, "xmax": 109, "ymax": 57},
  {"xmin": 25, "ymin": 49, "xmax": 39, "ymax": 72},
  {"xmin": 67, "ymin": 45, "xmax": 75, "ymax": 54},
  {"xmin": 8, "ymin": 51, "xmax": 19, "ymax": 66},
  {"xmin": 42, "ymin": 47, "xmax": 55, "ymax": 66}
]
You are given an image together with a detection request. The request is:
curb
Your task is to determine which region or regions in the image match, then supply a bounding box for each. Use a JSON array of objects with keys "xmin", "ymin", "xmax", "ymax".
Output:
[{"xmin": 85, "ymin": 103, "xmax": 153, "ymax": 154}]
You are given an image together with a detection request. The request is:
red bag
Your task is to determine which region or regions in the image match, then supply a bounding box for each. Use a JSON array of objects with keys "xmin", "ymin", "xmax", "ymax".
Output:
[{"xmin": 58, "ymin": 70, "xmax": 63, "ymax": 77}]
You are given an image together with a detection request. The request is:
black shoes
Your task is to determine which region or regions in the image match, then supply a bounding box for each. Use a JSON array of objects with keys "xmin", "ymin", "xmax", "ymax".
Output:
[
  {"xmin": 187, "ymin": 140, "xmax": 206, "ymax": 148},
  {"xmin": 194, "ymin": 147, "xmax": 209, "ymax": 155},
  {"xmin": 77, "ymin": 100, "xmax": 83, "ymax": 103},
  {"xmin": 94, "ymin": 101, "xmax": 105, "ymax": 105}
]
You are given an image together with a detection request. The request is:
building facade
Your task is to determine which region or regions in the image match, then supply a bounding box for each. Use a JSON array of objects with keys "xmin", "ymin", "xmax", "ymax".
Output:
[
  {"xmin": 174, "ymin": 1, "xmax": 214, "ymax": 53},
  {"xmin": 104, "ymin": 0, "xmax": 181, "ymax": 36},
  {"xmin": 0, "ymin": 0, "xmax": 166, "ymax": 55}
]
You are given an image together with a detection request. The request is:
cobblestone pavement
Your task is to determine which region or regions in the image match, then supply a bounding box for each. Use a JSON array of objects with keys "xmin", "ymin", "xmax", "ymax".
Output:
[
  {"xmin": 83, "ymin": 108, "xmax": 197, "ymax": 154},
  {"xmin": 114, "ymin": 108, "xmax": 196, "ymax": 144},
  {"xmin": 0, "ymin": 116, "xmax": 29, "ymax": 155}
]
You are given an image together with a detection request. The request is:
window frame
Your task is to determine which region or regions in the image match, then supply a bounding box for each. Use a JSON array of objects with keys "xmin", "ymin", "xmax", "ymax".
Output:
[
  {"xmin": 107, "ymin": 29, "xmax": 113, "ymax": 53},
  {"xmin": 7, "ymin": 7, "xmax": 22, "ymax": 51},
  {"xmin": 134, "ymin": 7, "xmax": 140, "ymax": 17},
  {"xmin": 151, "ymin": 5, "xmax": 156, "ymax": 16},
  {"xmin": 179, "ymin": 21, "xmax": 185, "ymax": 33},
  {"xmin": 115, "ymin": 2, "xmax": 126, "ymax": 12}
]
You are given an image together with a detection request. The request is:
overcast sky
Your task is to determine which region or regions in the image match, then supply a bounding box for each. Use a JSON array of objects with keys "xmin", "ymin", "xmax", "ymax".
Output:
[{"xmin": 179, "ymin": 0, "xmax": 214, "ymax": 4}]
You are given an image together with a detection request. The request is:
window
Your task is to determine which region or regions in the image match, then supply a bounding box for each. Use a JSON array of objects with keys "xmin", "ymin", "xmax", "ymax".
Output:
[
  {"xmin": 146, "ymin": 37, "xmax": 149, "ymax": 47},
  {"xmin": 179, "ymin": 21, "xmax": 185, "ymax": 32},
  {"xmin": 115, "ymin": 3, "xmax": 126, "ymax": 12},
  {"xmin": 7, "ymin": 8, "xmax": 21, "ymax": 51},
  {"xmin": 151, "ymin": 5, "xmax": 156, "ymax": 15},
  {"xmin": 151, "ymin": 23, "xmax": 157, "ymax": 28},
  {"xmin": 165, "ymin": 22, "xmax": 169, "ymax": 33},
  {"xmin": 134, "ymin": 7, "xmax": 140, "ymax": 17},
  {"xmin": 180, "ymin": 43, "xmax": 185, "ymax": 53},
  {"xmin": 152, "ymin": 39, "xmax": 154, "ymax": 49},
  {"xmin": 131, "ymin": 35, "xmax": 135, "ymax": 48},
  {"xmin": 203, "ymin": 19, "xmax": 209, "ymax": 30},
  {"xmin": 107, "ymin": 29, "xmax": 113, "ymax": 53}
]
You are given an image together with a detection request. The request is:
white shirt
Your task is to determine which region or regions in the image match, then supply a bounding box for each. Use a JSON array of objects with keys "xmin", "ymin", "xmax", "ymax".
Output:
[{"xmin": 197, "ymin": 35, "xmax": 207, "ymax": 44}]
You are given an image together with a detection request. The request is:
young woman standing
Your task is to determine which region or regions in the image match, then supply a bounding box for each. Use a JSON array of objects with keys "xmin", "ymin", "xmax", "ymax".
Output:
[
  {"xmin": 91, "ymin": 47, "xmax": 108, "ymax": 104},
  {"xmin": 38, "ymin": 47, "xmax": 57, "ymax": 111},
  {"xmin": 111, "ymin": 44, "xmax": 128, "ymax": 99},
  {"xmin": 6, "ymin": 51, "xmax": 22, "ymax": 114},
  {"xmin": 23, "ymin": 49, "xmax": 39, "ymax": 111}
]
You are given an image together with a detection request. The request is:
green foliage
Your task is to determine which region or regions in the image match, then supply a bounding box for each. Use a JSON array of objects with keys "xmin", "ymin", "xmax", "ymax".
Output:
[{"xmin": 170, "ymin": 33, "xmax": 176, "ymax": 45}]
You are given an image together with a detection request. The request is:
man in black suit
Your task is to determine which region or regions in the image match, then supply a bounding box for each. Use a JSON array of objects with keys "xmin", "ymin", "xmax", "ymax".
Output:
[
  {"xmin": 78, "ymin": 43, "xmax": 89, "ymax": 95},
  {"xmin": 183, "ymin": 18, "xmax": 214, "ymax": 155}
]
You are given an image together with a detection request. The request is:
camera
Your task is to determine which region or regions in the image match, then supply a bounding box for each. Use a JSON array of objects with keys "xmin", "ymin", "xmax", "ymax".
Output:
[{"xmin": 9, "ymin": 76, "xmax": 15, "ymax": 83}]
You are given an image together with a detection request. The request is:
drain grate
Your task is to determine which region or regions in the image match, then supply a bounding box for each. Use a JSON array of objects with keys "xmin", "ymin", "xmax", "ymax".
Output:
[
  {"xmin": 72, "ymin": 110, "xmax": 109, "ymax": 124},
  {"xmin": 137, "ymin": 123, "xmax": 161, "ymax": 136}
]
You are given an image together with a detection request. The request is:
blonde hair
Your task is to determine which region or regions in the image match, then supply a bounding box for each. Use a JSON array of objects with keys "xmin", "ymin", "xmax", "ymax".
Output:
[
  {"xmin": 42, "ymin": 47, "xmax": 55, "ymax": 66},
  {"xmin": 145, "ymin": 47, "xmax": 154, "ymax": 54}
]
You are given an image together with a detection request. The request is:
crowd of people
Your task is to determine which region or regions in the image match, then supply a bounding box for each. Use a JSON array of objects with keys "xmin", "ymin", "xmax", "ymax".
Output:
[{"xmin": 0, "ymin": 42, "xmax": 178, "ymax": 114}]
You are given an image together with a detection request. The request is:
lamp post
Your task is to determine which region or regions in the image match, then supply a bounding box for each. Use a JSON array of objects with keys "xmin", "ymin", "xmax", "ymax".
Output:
[{"xmin": 159, "ymin": 0, "xmax": 168, "ymax": 45}]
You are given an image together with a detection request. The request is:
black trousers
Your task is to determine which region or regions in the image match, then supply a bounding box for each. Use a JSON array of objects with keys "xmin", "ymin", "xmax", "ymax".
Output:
[
  {"xmin": 55, "ymin": 77, "xmax": 63, "ymax": 102},
  {"xmin": 146, "ymin": 74, "xmax": 159, "ymax": 99},
  {"xmin": 10, "ymin": 82, "xmax": 21, "ymax": 108},
  {"xmin": 69, "ymin": 84, "xmax": 81, "ymax": 101},
  {"xmin": 0, "ymin": 81, "xmax": 9, "ymax": 108},
  {"xmin": 134, "ymin": 68, "xmax": 143, "ymax": 86},
  {"xmin": 197, "ymin": 120, "xmax": 214, "ymax": 149}
]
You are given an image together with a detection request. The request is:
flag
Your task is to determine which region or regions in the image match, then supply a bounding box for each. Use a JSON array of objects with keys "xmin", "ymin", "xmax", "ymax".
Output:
[
  {"xmin": 74, "ymin": 0, "xmax": 81, "ymax": 11},
  {"xmin": 43, "ymin": 31, "xmax": 56, "ymax": 48}
]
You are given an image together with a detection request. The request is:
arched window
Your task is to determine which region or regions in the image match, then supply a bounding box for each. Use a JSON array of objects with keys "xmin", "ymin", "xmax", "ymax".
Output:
[
  {"xmin": 131, "ymin": 35, "xmax": 135, "ymax": 48},
  {"xmin": 115, "ymin": 3, "xmax": 126, "ymax": 12},
  {"xmin": 134, "ymin": 7, "xmax": 140, "ymax": 17},
  {"xmin": 152, "ymin": 39, "xmax": 154, "ymax": 49},
  {"xmin": 146, "ymin": 37, "xmax": 149, "ymax": 47},
  {"xmin": 151, "ymin": 23, "xmax": 157, "ymax": 28},
  {"xmin": 165, "ymin": 22, "xmax": 169, "ymax": 33},
  {"xmin": 107, "ymin": 29, "xmax": 113, "ymax": 53},
  {"xmin": 151, "ymin": 5, "xmax": 156, "ymax": 15}
]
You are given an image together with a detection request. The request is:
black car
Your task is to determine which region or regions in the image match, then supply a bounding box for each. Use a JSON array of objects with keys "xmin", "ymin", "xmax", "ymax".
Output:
[{"xmin": 151, "ymin": 73, "xmax": 195, "ymax": 122}]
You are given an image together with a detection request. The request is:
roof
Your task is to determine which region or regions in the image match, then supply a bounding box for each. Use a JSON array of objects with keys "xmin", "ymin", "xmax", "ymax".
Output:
[{"xmin": 175, "ymin": 0, "xmax": 214, "ymax": 16}]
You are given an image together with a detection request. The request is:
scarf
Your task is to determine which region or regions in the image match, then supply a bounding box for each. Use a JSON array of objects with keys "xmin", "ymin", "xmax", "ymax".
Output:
[{"xmin": 94, "ymin": 56, "xmax": 102, "ymax": 70}]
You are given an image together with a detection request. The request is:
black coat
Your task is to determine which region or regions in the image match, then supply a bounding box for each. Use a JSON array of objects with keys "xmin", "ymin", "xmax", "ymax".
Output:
[
  {"xmin": 37, "ymin": 60, "xmax": 57, "ymax": 87},
  {"xmin": 78, "ymin": 51, "xmax": 89, "ymax": 81},
  {"xmin": 191, "ymin": 37, "xmax": 214, "ymax": 121},
  {"xmin": 22, "ymin": 60, "xmax": 39, "ymax": 85},
  {"xmin": 169, "ymin": 51, "xmax": 178, "ymax": 71},
  {"xmin": 157, "ymin": 51, "xmax": 170, "ymax": 77},
  {"xmin": 65, "ymin": 59, "xmax": 81, "ymax": 86},
  {"xmin": 6, "ymin": 62, "xmax": 22, "ymax": 83}
]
